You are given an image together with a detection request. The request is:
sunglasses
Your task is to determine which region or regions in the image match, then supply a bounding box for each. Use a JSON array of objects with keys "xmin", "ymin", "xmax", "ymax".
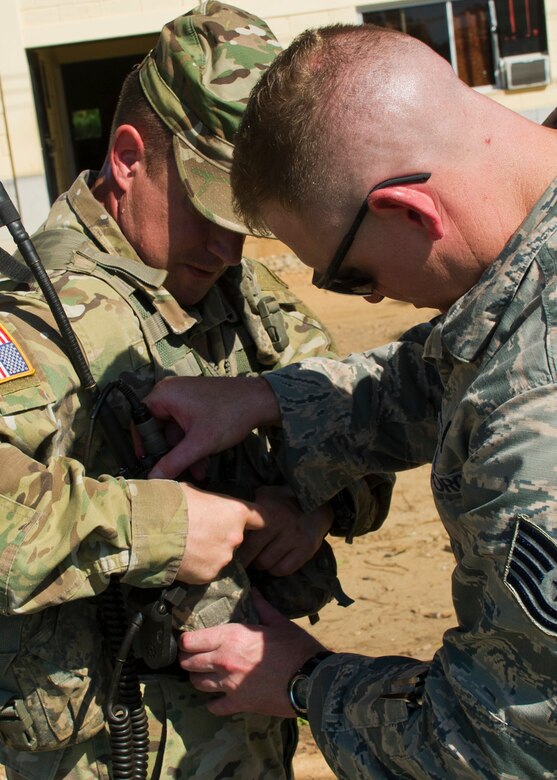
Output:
[{"xmin": 312, "ymin": 172, "xmax": 432, "ymax": 295}]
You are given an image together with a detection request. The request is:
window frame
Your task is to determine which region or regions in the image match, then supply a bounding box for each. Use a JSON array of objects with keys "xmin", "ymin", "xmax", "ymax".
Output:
[{"xmin": 357, "ymin": 0, "xmax": 548, "ymax": 89}]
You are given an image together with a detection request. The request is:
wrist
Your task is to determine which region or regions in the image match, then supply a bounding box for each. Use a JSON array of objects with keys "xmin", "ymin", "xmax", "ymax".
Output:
[
  {"xmin": 249, "ymin": 376, "xmax": 281, "ymax": 427},
  {"xmin": 287, "ymin": 650, "xmax": 335, "ymax": 718},
  {"xmin": 318, "ymin": 500, "xmax": 335, "ymax": 535}
]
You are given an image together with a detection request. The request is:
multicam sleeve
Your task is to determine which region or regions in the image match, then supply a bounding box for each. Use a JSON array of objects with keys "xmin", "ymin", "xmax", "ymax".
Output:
[
  {"xmin": 0, "ymin": 440, "xmax": 187, "ymax": 614},
  {"xmin": 0, "ymin": 308, "xmax": 187, "ymax": 615},
  {"xmin": 266, "ymin": 321, "xmax": 444, "ymax": 511}
]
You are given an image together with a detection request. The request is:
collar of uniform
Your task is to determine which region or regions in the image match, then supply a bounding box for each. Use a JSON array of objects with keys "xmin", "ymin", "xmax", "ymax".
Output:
[
  {"xmin": 65, "ymin": 171, "xmax": 145, "ymax": 263},
  {"xmin": 185, "ymin": 271, "xmax": 240, "ymax": 335},
  {"xmin": 424, "ymin": 178, "xmax": 557, "ymax": 366}
]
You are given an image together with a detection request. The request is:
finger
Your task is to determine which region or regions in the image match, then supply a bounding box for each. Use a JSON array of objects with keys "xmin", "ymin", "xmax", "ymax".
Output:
[
  {"xmin": 266, "ymin": 548, "xmax": 306, "ymax": 577},
  {"xmin": 244, "ymin": 507, "xmax": 269, "ymax": 532},
  {"xmin": 237, "ymin": 530, "xmax": 274, "ymax": 568},
  {"xmin": 143, "ymin": 376, "xmax": 191, "ymax": 411},
  {"xmin": 188, "ymin": 671, "xmax": 222, "ymax": 694},
  {"xmin": 164, "ymin": 420, "xmax": 186, "ymax": 447},
  {"xmin": 187, "ymin": 457, "xmax": 208, "ymax": 482},
  {"xmin": 149, "ymin": 437, "xmax": 200, "ymax": 479},
  {"xmin": 179, "ymin": 627, "xmax": 222, "ymax": 654},
  {"xmin": 178, "ymin": 649, "xmax": 215, "ymax": 673},
  {"xmin": 250, "ymin": 537, "xmax": 296, "ymax": 572},
  {"xmin": 252, "ymin": 589, "xmax": 291, "ymax": 627}
]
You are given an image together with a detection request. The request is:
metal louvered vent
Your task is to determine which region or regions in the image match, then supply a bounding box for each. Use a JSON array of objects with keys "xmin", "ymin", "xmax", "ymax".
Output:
[{"xmin": 502, "ymin": 54, "xmax": 550, "ymax": 89}]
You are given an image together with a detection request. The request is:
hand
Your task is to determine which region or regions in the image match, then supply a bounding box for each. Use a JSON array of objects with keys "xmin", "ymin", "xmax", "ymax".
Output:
[
  {"xmin": 176, "ymin": 484, "xmax": 267, "ymax": 584},
  {"xmin": 238, "ymin": 486, "xmax": 334, "ymax": 576},
  {"xmin": 178, "ymin": 591, "xmax": 328, "ymax": 717},
  {"xmin": 144, "ymin": 376, "xmax": 281, "ymax": 479}
]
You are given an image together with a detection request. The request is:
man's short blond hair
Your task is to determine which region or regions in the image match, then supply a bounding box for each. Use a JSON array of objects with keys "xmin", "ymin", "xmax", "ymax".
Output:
[{"xmin": 231, "ymin": 23, "xmax": 408, "ymax": 233}]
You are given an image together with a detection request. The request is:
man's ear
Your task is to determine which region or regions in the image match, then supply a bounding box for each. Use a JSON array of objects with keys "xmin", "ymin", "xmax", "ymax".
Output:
[
  {"xmin": 110, "ymin": 125, "xmax": 145, "ymax": 193},
  {"xmin": 368, "ymin": 184, "xmax": 444, "ymax": 241}
]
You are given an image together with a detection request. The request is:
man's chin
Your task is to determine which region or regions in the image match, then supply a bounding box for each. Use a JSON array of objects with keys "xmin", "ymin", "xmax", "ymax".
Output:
[
  {"xmin": 175, "ymin": 288, "xmax": 211, "ymax": 307},
  {"xmin": 167, "ymin": 276, "xmax": 217, "ymax": 308}
]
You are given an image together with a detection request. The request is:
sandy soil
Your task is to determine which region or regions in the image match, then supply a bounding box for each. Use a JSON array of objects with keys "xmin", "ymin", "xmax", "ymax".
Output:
[{"xmin": 273, "ymin": 266, "xmax": 455, "ymax": 780}]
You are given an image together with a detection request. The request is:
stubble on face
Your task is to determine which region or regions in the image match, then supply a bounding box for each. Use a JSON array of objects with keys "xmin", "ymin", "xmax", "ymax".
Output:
[{"xmin": 125, "ymin": 162, "xmax": 244, "ymax": 307}]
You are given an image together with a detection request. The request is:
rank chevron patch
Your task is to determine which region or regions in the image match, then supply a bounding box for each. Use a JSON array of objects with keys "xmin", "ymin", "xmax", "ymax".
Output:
[
  {"xmin": 0, "ymin": 324, "xmax": 35, "ymax": 383},
  {"xmin": 504, "ymin": 516, "xmax": 557, "ymax": 636}
]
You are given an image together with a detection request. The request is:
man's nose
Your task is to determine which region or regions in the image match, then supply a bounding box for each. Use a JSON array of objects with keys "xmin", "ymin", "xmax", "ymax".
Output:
[{"xmin": 207, "ymin": 224, "xmax": 245, "ymax": 266}]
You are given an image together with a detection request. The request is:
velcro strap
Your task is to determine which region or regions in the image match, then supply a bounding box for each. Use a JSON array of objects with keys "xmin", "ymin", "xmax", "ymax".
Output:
[
  {"xmin": 0, "ymin": 699, "xmax": 38, "ymax": 751},
  {"xmin": 142, "ymin": 310, "xmax": 171, "ymax": 345},
  {"xmin": 0, "ymin": 247, "xmax": 30, "ymax": 282}
]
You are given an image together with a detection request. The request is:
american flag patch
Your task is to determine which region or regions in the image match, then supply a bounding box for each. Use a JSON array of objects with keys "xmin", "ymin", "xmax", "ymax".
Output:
[
  {"xmin": 504, "ymin": 516, "xmax": 557, "ymax": 636},
  {"xmin": 0, "ymin": 325, "xmax": 35, "ymax": 383}
]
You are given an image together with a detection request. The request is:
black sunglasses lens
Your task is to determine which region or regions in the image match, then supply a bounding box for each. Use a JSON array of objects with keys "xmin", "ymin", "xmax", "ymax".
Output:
[
  {"xmin": 312, "ymin": 270, "xmax": 374, "ymax": 296},
  {"xmin": 328, "ymin": 278, "xmax": 375, "ymax": 296},
  {"xmin": 312, "ymin": 269, "xmax": 327, "ymax": 289}
]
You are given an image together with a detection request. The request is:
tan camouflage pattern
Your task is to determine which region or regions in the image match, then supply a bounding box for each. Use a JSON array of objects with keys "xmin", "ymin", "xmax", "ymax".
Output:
[
  {"xmin": 0, "ymin": 677, "xmax": 296, "ymax": 780},
  {"xmin": 263, "ymin": 181, "xmax": 557, "ymax": 777},
  {"xmin": 139, "ymin": 2, "xmax": 282, "ymax": 233},
  {"xmin": 0, "ymin": 172, "xmax": 382, "ymax": 778}
]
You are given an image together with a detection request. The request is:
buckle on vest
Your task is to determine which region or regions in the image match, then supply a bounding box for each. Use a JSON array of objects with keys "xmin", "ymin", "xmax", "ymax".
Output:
[
  {"xmin": 257, "ymin": 296, "xmax": 289, "ymax": 352},
  {"xmin": 0, "ymin": 699, "xmax": 38, "ymax": 751}
]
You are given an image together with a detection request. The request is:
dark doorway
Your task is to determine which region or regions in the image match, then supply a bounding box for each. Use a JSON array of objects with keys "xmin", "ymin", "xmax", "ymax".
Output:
[
  {"xmin": 27, "ymin": 34, "xmax": 158, "ymax": 201},
  {"xmin": 61, "ymin": 54, "xmax": 143, "ymax": 175}
]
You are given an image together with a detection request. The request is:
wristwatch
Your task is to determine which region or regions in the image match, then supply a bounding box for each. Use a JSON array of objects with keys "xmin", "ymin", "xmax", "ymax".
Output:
[{"xmin": 287, "ymin": 651, "xmax": 334, "ymax": 718}]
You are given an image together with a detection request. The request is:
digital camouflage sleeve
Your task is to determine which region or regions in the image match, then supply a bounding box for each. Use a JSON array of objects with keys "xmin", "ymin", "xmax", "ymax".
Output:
[
  {"xmin": 263, "ymin": 182, "xmax": 557, "ymax": 777},
  {"xmin": 0, "ymin": 302, "xmax": 188, "ymax": 613}
]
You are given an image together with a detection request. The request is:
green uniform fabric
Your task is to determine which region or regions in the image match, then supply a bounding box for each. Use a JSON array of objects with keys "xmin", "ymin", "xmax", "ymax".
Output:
[
  {"xmin": 0, "ymin": 171, "xmax": 387, "ymax": 779},
  {"xmin": 263, "ymin": 181, "xmax": 557, "ymax": 777}
]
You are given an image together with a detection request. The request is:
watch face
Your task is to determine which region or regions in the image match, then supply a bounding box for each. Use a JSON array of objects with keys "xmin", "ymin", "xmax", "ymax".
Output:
[{"xmin": 290, "ymin": 674, "xmax": 310, "ymax": 714}]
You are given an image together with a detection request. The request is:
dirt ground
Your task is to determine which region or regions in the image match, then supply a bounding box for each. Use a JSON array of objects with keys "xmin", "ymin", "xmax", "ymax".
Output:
[{"xmin": 273, "ymin": 263, "xmax": 455, "ymax": 780}]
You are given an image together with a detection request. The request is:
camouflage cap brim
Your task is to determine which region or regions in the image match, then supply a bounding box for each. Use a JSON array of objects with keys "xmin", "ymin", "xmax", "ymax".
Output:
[{"xmin": 173, "ymin": 135, "xmax": 249, "ymax": 234}]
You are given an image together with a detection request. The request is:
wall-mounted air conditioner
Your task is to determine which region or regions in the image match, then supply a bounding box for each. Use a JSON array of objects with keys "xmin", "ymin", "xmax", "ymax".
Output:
[{"xmin": 501, "ymin": 53, "xmax": 551, "ymax": 90}]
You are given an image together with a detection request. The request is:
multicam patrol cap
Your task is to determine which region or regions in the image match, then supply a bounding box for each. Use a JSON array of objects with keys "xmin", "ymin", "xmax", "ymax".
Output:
[{"xmin": 138, "ymin": 2, "xmax": 282, "ymax": 234}]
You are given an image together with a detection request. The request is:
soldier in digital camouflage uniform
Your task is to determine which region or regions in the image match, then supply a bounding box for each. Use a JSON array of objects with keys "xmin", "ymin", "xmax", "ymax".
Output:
[
  {"xmin": 143, "ymin": 22, "xmax": 557, "ymax": 780},
  {"xmin": 0, "ymin": 5, "xmax": 391, "ymax": 779}
]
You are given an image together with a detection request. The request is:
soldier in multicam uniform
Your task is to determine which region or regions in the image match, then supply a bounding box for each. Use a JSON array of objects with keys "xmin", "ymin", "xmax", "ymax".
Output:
[
  {"xmin": 0, "ymin": 4, "xmax": 390, "ymax": 779},
  {"xmin": 143, "ymin": 22, "xmax": 557, "ymax": 780}
]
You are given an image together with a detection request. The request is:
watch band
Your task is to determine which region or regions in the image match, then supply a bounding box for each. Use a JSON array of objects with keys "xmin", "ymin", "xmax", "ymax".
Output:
[
  {"xmin": 298, "ymin": 650, "xmax": 335, "ymax": 678},
  {"xmin": 287, "ymin": 650, "xmax": 334, "ymax": 718}
]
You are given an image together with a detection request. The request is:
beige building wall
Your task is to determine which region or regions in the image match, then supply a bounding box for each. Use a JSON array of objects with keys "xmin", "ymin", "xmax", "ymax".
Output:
[{"xmin": 1, "ymin": 0, "xmax": 557, "ymax": 240}]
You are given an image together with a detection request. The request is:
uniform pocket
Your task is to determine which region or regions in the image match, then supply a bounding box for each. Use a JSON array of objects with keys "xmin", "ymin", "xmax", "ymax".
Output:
[{"xmin": 10, "ymin": 603, "xmax": 107, "ymax": 749}]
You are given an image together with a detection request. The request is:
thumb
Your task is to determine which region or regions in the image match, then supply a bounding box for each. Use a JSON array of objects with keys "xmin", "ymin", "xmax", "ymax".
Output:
[
  {"xmin": 251, "ymin": 589, "xmax": 291, "ymax": 627},
  {"xmin": 243, "ymin": 504, "xmax": 269, "ymax": 532},
  {"xmin": 149, "ymin": 438, "xmax": 199, "ymax": 479}
]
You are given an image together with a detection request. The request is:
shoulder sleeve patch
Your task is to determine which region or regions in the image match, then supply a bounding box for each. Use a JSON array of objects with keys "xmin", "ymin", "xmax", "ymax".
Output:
[
  {"xmin": 0, "ymin": 324, "xmax": 35, "ymax": 383},
  {"xmin": 504, "ymin": 516, "xmax": 557, "ymax": 636}
]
